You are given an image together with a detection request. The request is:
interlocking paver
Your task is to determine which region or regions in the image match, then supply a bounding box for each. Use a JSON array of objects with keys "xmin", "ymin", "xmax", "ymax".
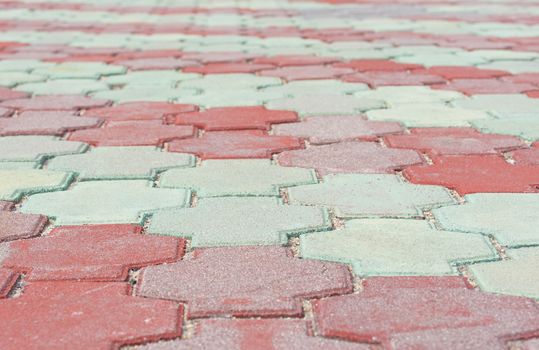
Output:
[
  {"xmin": 21, "ymin": 180, "xmax": 190, "ymax": 225},
  {"xmin": 314, "ymin": 276, "xmax": 539, "ymax": 349},
  {"xmin": 0, "ymin": 224, "xmax": 185, "ymax": 281},
  {"xmin": 160, "ymin": 159, "xmax": 316, "ymax": 197},
  {"xmin": 0, "ymin": 135, "xmax": 87, "ymax": 162},
  {"xmin": 266, "ymin": 95, "xmax": 385, "ymax": 116},
  {"xmin": 137, "ymin": 246, "xmax": 351, "ymax": 317},
  {"xmin": 343, "ymin": 71, "xmax": 445, "ymax": 87},
  {"xmin": 132, "ymin": 318, "xmax": 368, "ymax": 350},
  {"xmin": 355, "ymin": 86, "xmax": 465, "ymax": 107},
  {"xmin": 278, "ymin": 141, "xmax": 422, "ymax": 175},
  {"xmin": 179, "ymin": 74, "xmax": 282, "ymax": 90},
  {"xmin": 0, "ymin": 169, "xmax": 73, "ymax": 201},
  {"xmin": 168, "ymin": 106, "xmax": 298, "ymax": 131},
  {"xmin": 103, "ymin": 70, "xmax": 199, "ymax": 86},
  {"xmin": 168, "ymin": 130, "xmax": 302, "ymax": 159},
  {"xmin": 300, "ymin": 219, "xmax": 495, "ymax": 275},
  {"xmin": 68, "ymin": 121, "xmax": 195, "ymax": 146},
  {"xmin": 183, "ymin": 62, "xmax": 274, "ymax": 74},
  {"xmin": 434, "ymin": 78, "xmax": 536, "ymax": 95},
  {"xmin": 0, "ymin": 202, "xmax": 13, "ymax": 211},
  {"xmin": 15, "ymin": 79, "xmax": 109, "ymax": 96},
  {"xmin": 0, "ymin": 281, "xmax": 181, "ymax": 349},
  {"xmin": 85, "ymin": 102, "xmax": 197, "ymax": 121},
  {"xmin": 253, "ymin": 55, "xmax": 338, "ymax": 67},
  {"xmin": 288, "ymin": 174, "xmax": 455, "ymax": 218},
  {"xmin": 148, "ymin": 197, "xmax": 330, "ymax": 247},
  {"xmin": 32, "ymin": 62, "xmax": 126, "ymax": 79},
  {"xmin": 334, "ymin": 59, "xmax": 421, "ymax": 72},
  {"xmin": 0, "ymin": 88, "xmax": 28, "ymax": 102},
  {"xmin": 472, "ymin": 116, "xmax": 539, "ymax": 141},
  {"xmin": 259, "ymin": 65, "xmax": 354, "ymax": 81},
  {"xmin": 420, "ymin": 66, "xmax": 509, "ymax": 80},
  {"xmin": 0, "ymin": 267, "xmax": 16, "ymax": 298},
  {"xmin": 0, "ymin": 211, "xmax": 47, "ymax": 242},
  {"xmin": 452, "ymin": 94, "xmax": 539, "ymax": 118},
  {"xmin": 262, "ymin": 79, "xmax": 368, "ymax": 96},
  {"xmin": 0, "ymin": 72, "xmax": 46, "ymax": 87},
  {"xmin": 432, "ymin": 193, "xmax": 539, "ymax": 247},
  {"xmin": 0, "ymin": 95, "xmax": 110, "ymax": 111},
  {"xmin": 404, "ymin": 155, "xmax": 539, "ymax": 195},
  {"xmin": 47, "ymin": 146, "xmax": 194, "ymax": 180},
  {"xmin": 513, "ymin": 143, "xmax": 539, "ymax": 164},
  {"xmin": 0, "ymin": 111, "xmax": 101, "ymax": 136}
]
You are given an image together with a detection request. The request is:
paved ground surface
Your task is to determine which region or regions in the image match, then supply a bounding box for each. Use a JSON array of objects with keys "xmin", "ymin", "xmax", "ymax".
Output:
[{"xmin": 0, "ymin": 0, "xmax": 538, "ymax": 349}]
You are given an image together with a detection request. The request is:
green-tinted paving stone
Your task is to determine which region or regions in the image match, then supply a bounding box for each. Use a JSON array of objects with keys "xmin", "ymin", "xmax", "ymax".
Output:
[
  {"xmin": 0, "ymin": 60, "xmax": 54, "ymax": 73},
  {"xmin": 47, "ymin": 147, "xmax": 195, "ymax": 180},
  {"xmin": 0, "ymin": 169, "xmax": 73, "ymax": 201},
  {"xmin": 472, "ymin": 116, "xmax": 539, "ymax": 141},
  {"xmin": 148, "ymin": 197, "xmax": 330, "ymax": 247},
  {"xmin": 452, "ymin": 94, "xmax": 539, "ymax": 118},
  {"xmin": 432, "ymin": 193, "xmax": 539, "ymax": 247},
  {"xmin": 469, "ymin": 247, "xmax": 539, "ymax": 299},
  {"xmin": 176, "ymin": 89, "xmax": 285, "ymax": 108},
  {"xmin": 300, "ymin": 219, "xmax": 496, "ymax": 276},
  {"xmin": 178, "ymin": 74, "xmax": 282, "ymax": 90},
  {"xmin": 160, "ymin": 159, "xmax": 317, "ymax": 197},
  {"xmin": 92, "ymin": 87, "xmax": 198, "ymax": 103},
  {"xmin": 0, "ymin": 136, "xmax": 88, "ymax": 163},
  {"xmin": 0, "ymin": 72, "xmax": 46, "ymax": 88},
  {"xmin": 266, "ymin": 95, "xmax": 385, "ymax": 116},
  {"xmin": 288, "ymin": 174, "xmax": 455, "ymax": 218},
  {"xmin": 32, "ymin": 62, "xmax": 126, "ymax": 79},
  {"xmin": 104, "ymin": 70, "xmax": 200, "ymax": 86},
  {"xmin": 0, "ymin": 161, "xmax": 40, "ymax": 169},
  {"xmin": 15, "ymin": 79, "xmax": 109, "ymax": 96},
  {"xmin": 262, "ymin": 79, "xmax": 368, "ymax": 96},
  {"xmin": 21, "ymin": 180, "xmax": 190, "ymax": 225}
]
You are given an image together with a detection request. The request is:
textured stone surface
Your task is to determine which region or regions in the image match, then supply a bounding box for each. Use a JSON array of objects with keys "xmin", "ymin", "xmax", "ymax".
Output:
[
  {"xmin": 314, "ymin": 276, "xmax": 539, "ymax": 349},
  {"xmin": 266, "ymin": 95, "xmax": 385, "ymax": 116},
  {"xmin": 149, "ymin": 197, "xmax": 330, "ymax": 247},
  {"xmin": 0, "ymin": 136, "xmax": 87, "ymax": 162},
  {"xmin": 48, "ymin": 147, "xmax": 194, "ymax": 180},
  {"xmin": 259, "ymin": 65, "xmax": 354, "ymax": 81},
  {"xmin": 0, "ymin": 202, "xmax": 13, "ymax": 211},
  {"xmin": 300, "ymin": 219, "xmax": 495, "ymax": 275},
  {"xmin": 137, "ymin": 246, "xmax": 352, "ymax": 317},
  {"xmin": 21, "ymin": 180, "xmax": 190, "ymax": 225},
  {"xmin": 432, "ymin": 193, "xmax": 539, "ymax": 247},
  {"xmin": 513, "ymin": 143, "xmax": 539, "ymax": 165},
  {"xmin": 472, "ymin": 116, "xmax": 539, "ymax": 141},
  {"xmin": 0, "ymin": 211, "xmax": 47, "ymax": 242},
  {"xmin": 452, "ymin": 94, "xmax": 539, "ymax": 118},
  {"xmin": 0, "ymin": 224, "xmax": 185, "ymax": 281},
  {"xmin": 0, "ymin": 95, "xmax": 110, "ymax": 111},
  {"xmin": 160, "ymin": 159, "xmax": 316, "ymax": 197},
  {"xmin": 0, "ymin": 282, "xmax": 181, "ymax": 349},
  {"xmin": 288, "ymin": 174, "xmax": 455, "ymax": 218},
  {"xmin": 0, "ymin": 111, "xmax": 101, "ymax": 136},
  {"xmin": 278, "ymin": 141, "xmax": 422, "ymax": 175},
  {"xmin": 355, "ymin": 86, "xmax": 464, "ymax": 107},
  {"xmin": 84, "ymin": 102, "xmax": 197, "ymax": 121},
  {"xmin": 32, "ymin": 62, "xmax": 126, "ymax": 79},
  {"xmin": 0, "ymin": 169, "xmax": 72, "ymax": 201}
]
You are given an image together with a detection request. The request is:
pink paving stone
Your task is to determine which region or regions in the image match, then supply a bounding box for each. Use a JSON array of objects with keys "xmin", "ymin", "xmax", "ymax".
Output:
[
  {"xmin": 0, "ymin": 95, "xmax": 110, "ymax": 111},
  {"xmin": 314, "ymin": 277, "xmax": 539, "ymax": 349},
  {"xmin": 252, "ymin": 55, "xmax": 338, "ymax": 67},
  {"xmin": 342, "ymin": 71, "xmax": 446, "ymax": 87},
  {"xmin": 1, "ymin": 224, "xmax": 185, "ymax": 281},
  {"xmin": 513, "ymin": 143, "xmax": 539, "ymax": 165},
  {"xmin": 334, "ymin": 59, "xmax": 423, "ymax": 72},
  {"xmin": 384, "ymin": 128, "xmax": 525, "ymax": 156},
  {"xmin": 116, "ymin": 57, "xmax": 200, "ymax": 70},
  {"xmin": 183, "ymin": 62, "xmax": 275, "ymax": 74},
  {"xmin": 273, "ymin": 115, "xmax": 403, "ymax": 144},
  {"xmin": 0, "ymin": 268, "xmax": 17, "ymax": 298},
  {"xmin": 168, "ymin": 106, "xmax": 298, "ymax": 131},
  {"xmin": 0, "ymin": 211, "xmax": 47, "ymax": 242},
  {"xmin": 84, "ymin": 102, "xmax": 198, "ymax": 121},
  {"xmin": 0, "ymin": 107, "xmax": 12, "ymax": 117},
  {"xmin": 0, "ymin": 88, "xmax": 28, "ymax": 102},
  {"xmin": 0, "ymin": 111, "xmax": 102, "ymax": 136},
  {"xmin": 0, "ymin": 202, "xmax": 13, "ymax": 211},
  {"xmin": 526, "ymin": 90, "xmax": 539, "ymax": 98},
  {"xmin": 168, "ymin": 130, "xmax": 302, "ymax": 159},
  {"xmin": 417, "ymin": 66, "xmax": 510, "ymax": 80},
  {"xmin": 0, "ymin": 281, "xmax": 181, "ymax": 349},
  {"xmin": 278, "ymin": 141, "xmax": 423, "ymax": 175},
  {"xmin": 68, "ymin": 120, "xmax": 195, "ymax": 146},
  {"xmin": 432, "ymin": 78, "xmax": 536, "ymax": 95},
  {"xmin": 137, "ymin": 246, "xmax": 352, "ymax": 318},
  {"xmin": 503, "ymin": 73, "xmax": 539, "ymax": 86},
  {"xmin": 259, "ymin": 65, "xmax": 354, "ymax": 81},
  {"xmin": 113, "ymin": 50, "xmax": 183, "ymax": 61},
  {"xmin": 133, "ymin": 319, "xmax": 369, "ymax": 350},
  {"xmin": 181, "ymin": 52, "xmax": 260, "ymax": 64},
  {"xmin": 403, "ymin": 154, "xmax": 539, "ymax": 195}
]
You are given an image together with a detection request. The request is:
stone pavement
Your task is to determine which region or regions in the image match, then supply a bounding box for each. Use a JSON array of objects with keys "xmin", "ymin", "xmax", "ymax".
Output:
[{"xmin": 0, "ymin": 0, "xmax": 538, "ymax": 348}]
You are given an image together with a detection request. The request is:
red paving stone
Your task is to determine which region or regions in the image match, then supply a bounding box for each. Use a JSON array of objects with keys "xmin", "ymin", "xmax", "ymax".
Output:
[
  {"xmin": 168, "ymin": 130, "xmax": 303, "ymax": 159},
  {"xmin": 404, "ymin": 154, "xmax": 539, "ymax": 195},
  {"xmin": 0, "ymin": 202, "xmax": 13, "ymax": 210},
  {"xmin": 0, "ymin": 211, "xmax": 47, "ymax": 242},
  {"xmin": 85, "ymin": 102, "xmax": 198, "ymax": 121},
  {"xmin": 417, "ymin": 66, "xmax": 509, "ymax": 80},
  {"xmin": 253, "ymin": 55, "xmax": 338, "ymax": 67},
  {"xmin": 137, "ymin": 246, "xmax": 352, "ymax": 318},
  {"xmin": 1, "ymin": 224, "xmax": 185, "ymax": 281},
  {"xmin": 116, "ymin": 57, "xmax": 200, "ymax": 70},
  {"xmin": 183, "ymin": 62, "xmax": 275, "ymax": 74},
  {"xmin": 68, "ymin": 120, "xmax": 195, "ymax": 146},
  {"xmin": 433, "ymin": 78, "xmax": 537, "ymax": 95},
  {"xmin": 259, "ymin": 65, "xmax": 354, "ymax": 80},
  {"xmin": 513, "ymin": 143, "xmax": 539, "ymax": 165},
  {"xmin": 0, "ymin": 268, "xmax": 17, "ymax": 298},
  {"xmin": 0, "ymin": 95, "xmax": 110, "ymax": 111},
  {"xmin": 0, "ymin": 281, "xmax": 181, "ymax": 349},
  {"xmin": 0, "ymin": 88, "xmax": 28, "ymax": 102},
  {"xmin": 0, "ymin": 107, "xmax": 13, "ymax": 117},
  {"xmin": 334, "ymin": 59, "xmax": 422, "ymax": 72},
  {"xmin": 168, "ymin": 106, "xmax": 298, "ymax": 131},
  {"xmin": 0, "ymin": 111, "xmax": 102, "ymax": 136},
  {"xmin": 314, "ymin": 277, "xmax": 539, "ymax": 349},
  {"xmin": 342, "ymin": 71, "xmax": 445, "ymax": 87}
]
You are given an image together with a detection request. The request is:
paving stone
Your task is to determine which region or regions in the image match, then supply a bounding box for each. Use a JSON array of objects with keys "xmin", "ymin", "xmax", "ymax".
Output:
[
  {"xmin": 0, "ymin": 281, "xmax": 180, "ymax": 349},
  {"xmin": 137, "ymin": 246, "xmax": 351, "ymax": 317},
  {"xmin": 355, "ymin": 86, "xmax": 465, "ymax": 107},
  {"xmin": 160, "ymin": 159, "xmax": 315, "ymax": 197},
  {"xmin": 469, "ymin": 247, "xmax": 539, "ymax": 299},
  {"xmin": 183, "ymin": 62, "xmax": 275, "ymax": 74},
  {"xmin": 434, "ymin": 78, "xmax": 536, "ymax": 95},
  {"xmin": 148, "ymin": 197, "xmax": 330, "ymax": 247},
  {"xmin": 266, "ymin": 95, "xmax": 385, "ymax": 116},
  {"xmin": 333, "ymin": 59, "xmax": 422, "ymax": 72},
  {"xmin": 0, "ymin": 111, "xmax": 101, "ymax": 136},
  {"xmin": 15, "ymin": 79, "xmax": 110, "ymax": 96},
  {"xmin": 300, "ymin": 219, "xmax": 494, "ymax": 276},
  {"xmin": 472, "ymin": 116, "xmax": 539, "ymax": 141},
  {"xmin": 117, "ymin": 57, "xmax": 200, "ymax": 71},
  {"xmin": 48, "ymin": 147, "xmax": 194, "ymax": 180},
  {"xmin": 452, "ymin": 94, "xmax": 539, "ymax": 118},
  {"xmin": 0, "ymin": 136, "xmax": 87, "ymax": 162},
  {"xmin": 518, "ymin": 338, "xmax": 539, "ymax": 350},
  {"xmin": 343, "ymin": 71, "xmax": 445, "ymax": 87},
  {"xmin": 253, "ymin": 55, "xmax": 338, "ymax": 67},
  {"xmin": 168, "ymin": 106, "xmax": 298, "ymax": 131},
  {"xmin": 273, "ymin": 115, "xmax": 403, "ymax": 144},
  {"xmin": 262, "ymin": 79, "xmax": 369, "ymax": 97},
  {"xmin": 313, "ymin": 276, "xmax": 539, "ymax": 349},
  {"xmin": 0, "ymin": 88, "xmax": 28, "ymax": 102},
  {"xmin": 0, "ymin": 59, "xmax": 54, "ymax": 73},
  {"xmin": 513, "ymin": 144, "xmax": 539, "ymax": 165},
  {"xmin": 0, "ymin": 72, "xmax": 47, "ymax": 88},
  {"xmin": 288, "ymin": 174, "xmax": 454, "ymax": 218},
  {"xmin": 179, "ymin": 74, "xmax": 282, "ymax": 90},
  {"xmin": 0, "ymin": 202, "xmax": 13, "ymax": 211},
  {"xmin": 0, "ymin": 107, "xmax": 12, "ymax": 118},
  {"xmin": 21, "ymin": 180, "xmax": 190, "ymax": 225},
  {"xmin": 104, "ymin": 70, "xmax": 199, "ymax": 86},
  {"xmin": 0, "ymin": 224, "xmax": 185, "ymax": 281},
  {"xmin": 132, "ymin": 318, "xmax": 368, "ymax": 350},
  {"xmin": 432, "ymin": 193, "xmax": 539, "ymax": 247},
  {"xmin": 419, "ymin": 66, "xmax": 509, "ymax": 80},
  {"xmin": 259, "ymin": 65, "xmax": 354, "ymax": 81},
  {"xmin": 0, "ymin": 267, "xmax": 17, "ymax": 298},
  {"xmin": 176, "ymin": 89, "xmax": 286, "ymax": 108},
  {"xmin": 85, "ymin": 102, "xmax": 197, "ymax": 121},
  {"xmin": 92, "ymin": 86, "xmax": 198, "ymax": 104},
  {"xmin": 0, "ymin": 95, "xmax": 110, "ymax": 111},
  {"xmin": 68, "ymin": 121, "xmax": 195, "ymax": 147},
  {"xmin": 365, "ymin": 105, "xmax": 490, "ymax": 127},
  {"xmin": 478, "ymin": 60, "xmax": 539, "ymax": 74},
  {"xmin": 0, "ymin": 169, "xmax": 73, "ymax": 201},
  {"xmin": 168, "ymin": 130, "xmax": 302, "ymax": 159},
  {"xmin": 404, "ymin": 154, "xmax": 539, "ymax": 195},
  {"xmin": 0, "ymin": 211, "xmax": 47, "ymax": 243},
  {"xmin": 278, "ymin": 141, "xmax": 422, "ymax": 175},
  {"xmin": 32, "ymin": 62, "xmax": 126, "ymax": 79},
  {"xmin": 0, "ymin": 161, "xmax": 40, "ymax": 169},
  {"xmin": 385, "ymin": 128, "xmax": 525, "ymax": 155}
]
